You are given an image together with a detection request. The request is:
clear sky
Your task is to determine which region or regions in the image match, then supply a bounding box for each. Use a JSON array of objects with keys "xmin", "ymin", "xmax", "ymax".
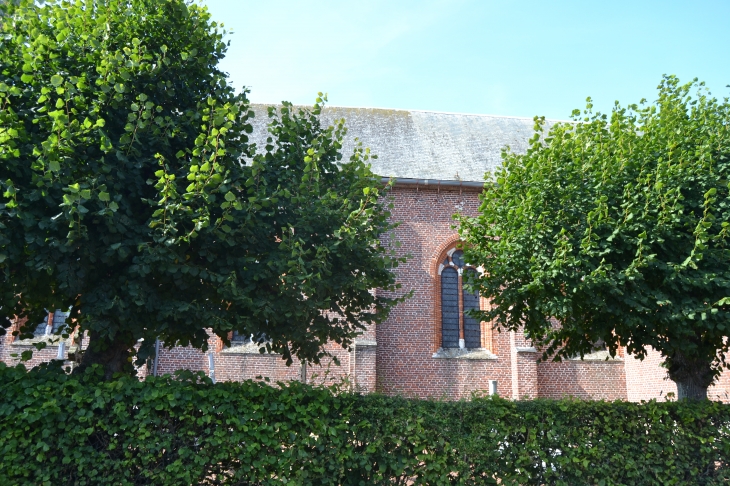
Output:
[{"xmin": 202, "ymin": 0, "xmax": 730, "ymax": 121}]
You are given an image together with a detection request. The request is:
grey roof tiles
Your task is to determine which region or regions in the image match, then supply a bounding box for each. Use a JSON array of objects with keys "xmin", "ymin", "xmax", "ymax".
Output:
[{"xmin": 247, "ymin": 104, "xmax": 559, "ymax": 183}]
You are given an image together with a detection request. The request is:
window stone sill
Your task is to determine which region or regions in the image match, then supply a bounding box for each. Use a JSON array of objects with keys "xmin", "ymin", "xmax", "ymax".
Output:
[
  {"xmin": 432, "ymin": 347, "xmax": 498, "ymax": 360},
  {"xmin": 221, "ymin": 338, "xmax": 377, "ymax": 355},
  {"xmin": 353, "ymin": 339, "xmax": 377, "ymax": 347},
  {"xmin": 12, "ymin": 336, "xmax": 72, "ymax": 347},
  {"xmin": 220, "ymin": 342, "xmax": 274, "ymax": 355},
  {"xmin": 569, "ymin": 350, "xmax": 623, "ymax": 361},
  {"xmin": 515, "ymin": 346, "xmax": 537, "ymax": 353}
]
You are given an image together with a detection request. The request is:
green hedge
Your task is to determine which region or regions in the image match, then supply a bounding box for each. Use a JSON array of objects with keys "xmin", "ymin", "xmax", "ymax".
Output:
[{"xmin": 1, "ymin": 362, "xmax": 728, "ymax": 485}]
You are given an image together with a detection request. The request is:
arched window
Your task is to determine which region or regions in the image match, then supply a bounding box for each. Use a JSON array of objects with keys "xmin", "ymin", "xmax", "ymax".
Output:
[
  {"xmin": 438, "ymin": 249, "xmax": 483, "ymax": 350},
  {"xmin": 440, "ymin": 265, "xmax": 460, "ymax": 348},
  {"xmin": 14, "ymin": 307, "xmax": 72, "ymax": 340},
  {"xmin": 231, "ymin": 330, "xmax": 268, "ymax": 344}
]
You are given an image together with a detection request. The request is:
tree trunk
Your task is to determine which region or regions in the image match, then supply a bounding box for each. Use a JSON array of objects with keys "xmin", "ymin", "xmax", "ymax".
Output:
[
  {"xmin": 667, "ymin": 352, "xmax": 714, "ymax": 400},
  {"xmin": 74, "ymin": 330, "xmax": 136, "ymax": 380}
]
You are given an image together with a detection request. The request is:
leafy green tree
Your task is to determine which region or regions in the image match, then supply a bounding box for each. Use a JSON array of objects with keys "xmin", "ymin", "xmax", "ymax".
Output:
[
  {"xmin": 0, "ymin": 0, "xmax": 403, "ymax": 379},
  {"xmin": 460, "ymin": 76, "xmax": 730, "ymax": 399}
]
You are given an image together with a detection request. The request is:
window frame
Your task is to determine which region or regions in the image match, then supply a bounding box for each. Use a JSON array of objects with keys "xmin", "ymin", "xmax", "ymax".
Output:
[{"xmin": 432, "ymin": 239, "xmax": 493, "ymax": 353}]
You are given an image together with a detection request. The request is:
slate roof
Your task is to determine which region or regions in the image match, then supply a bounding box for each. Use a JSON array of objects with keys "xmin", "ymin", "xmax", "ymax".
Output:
[{"xmin": 247, "ymin": 104, "xmax": 560, "ymax": 183}]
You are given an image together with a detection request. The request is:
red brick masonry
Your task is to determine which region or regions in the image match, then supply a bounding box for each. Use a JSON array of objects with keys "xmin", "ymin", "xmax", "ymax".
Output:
[{"xmin": 2, "ymin": 185, "xmax": 728, "ymax": 402}]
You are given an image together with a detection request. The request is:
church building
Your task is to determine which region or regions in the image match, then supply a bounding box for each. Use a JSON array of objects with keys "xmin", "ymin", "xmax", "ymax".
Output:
[{"xmin": 3, "ymin": 105, "xmax": 729, "ymax": 402}]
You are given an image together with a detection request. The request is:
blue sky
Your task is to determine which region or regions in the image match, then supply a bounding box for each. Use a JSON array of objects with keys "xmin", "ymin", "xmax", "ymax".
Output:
[{"xmin": 202, "ymin": 0, "xmax": 729, "ymax": 121}]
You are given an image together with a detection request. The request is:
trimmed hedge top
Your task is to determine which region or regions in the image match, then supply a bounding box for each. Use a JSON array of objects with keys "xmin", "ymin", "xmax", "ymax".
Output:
[{"xmin": 1, "ymin": 362, "xmax": 728, "ymax": 485}]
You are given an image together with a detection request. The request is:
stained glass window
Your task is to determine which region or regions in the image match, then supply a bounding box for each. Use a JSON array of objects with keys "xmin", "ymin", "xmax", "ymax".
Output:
[
  {"xmin": 439, "ymin": 249, "xmax": 481, "ymax": 349},
  {"xmin": 462, "ymin": 268, "xmax": 481, "ymax": 349},
  {"xmin": 441, "ymin": 267, "xmax": 460, "ymax": 348},
  {"xmin": 451, "ymin": 250, "xmax": 464, "ymax": 268}
]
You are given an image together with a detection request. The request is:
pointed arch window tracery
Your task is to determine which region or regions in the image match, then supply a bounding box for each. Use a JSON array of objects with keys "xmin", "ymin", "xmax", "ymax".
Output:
[{"xmin": 437, "ymin": 248, "xmax": 490, "ymax": 351}]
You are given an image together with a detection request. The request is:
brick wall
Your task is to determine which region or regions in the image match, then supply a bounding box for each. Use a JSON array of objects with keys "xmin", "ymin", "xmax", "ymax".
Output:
[
  {"xmin": 710, "ymin": 363, "xmax": 730, "ymax": 403},
  {"xmin": 155, "ymin": 344, "xmax": 208, "ymax": 376},
  {"xmin": 625, "ymin": 347, "xmax": 675, "ymax": 401},
  {"xmin": 510, "ymin": 331, "xmax": 539, "ymax": 400},
  {"xmin": 145, "ymin": 183, "xmax": 728, "ymax": 402},
  {"xmin": 0, "ymin": 316, "xmax": 152, "ymax": 377},
  {"xmin": 4, "ymin": 184, "xmax": 730, "ymax": 403},
  {"xmin": 0, "ymin": 317, "xmax": 73, "ymax": 369},
  {"xmin": 375, "ymin": 186, "xmax": 514, "ymax": 399},
  {"xmin": 352, "ymin": 344, "xmax": 377, "ymax": 393},
  {"xmin": 625, "ymin": 346, "xmax": 730, "ymax": 403},
  {"xmin": 153, "ymin": 328, "xmax": 374, "ymax": 389},
  {"xmin": 537, "ymin": 360, "xmax": 627, "ymax": 400}
]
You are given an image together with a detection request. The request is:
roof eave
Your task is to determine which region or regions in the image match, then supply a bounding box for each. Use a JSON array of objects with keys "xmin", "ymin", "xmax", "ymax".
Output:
[{"xmin": 380, "ymin": 177, "xmax": 486, "ymax": 191}]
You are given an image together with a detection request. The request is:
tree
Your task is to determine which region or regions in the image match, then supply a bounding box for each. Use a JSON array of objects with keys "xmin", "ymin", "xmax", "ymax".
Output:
[
  {"xmin": 0, "ymin": 0, "xmax": 404, "ymax": 379},
  {"xmin": 459, "ymin": 76, "xmax": 730, "ymax": 400}
]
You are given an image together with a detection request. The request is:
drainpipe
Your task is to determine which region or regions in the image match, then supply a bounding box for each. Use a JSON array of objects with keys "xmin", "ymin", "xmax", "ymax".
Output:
[
  {"xmin": 351, "ymin": 343, "xmax": 356, "ymax": 390},
  {"xmin": 152, "ymin": 338, "xmax": 161, "ymax": 377},
  {"xmin": 44, "ymin": 309, "xmax": 53, "ymax": 336},
  {"xmin": 300, "ymin": 361, "xmax": 307, "ymax": 384},
  {"xmin": 208, "ymin": 352, "xmax": 216, "ymax": 383}
]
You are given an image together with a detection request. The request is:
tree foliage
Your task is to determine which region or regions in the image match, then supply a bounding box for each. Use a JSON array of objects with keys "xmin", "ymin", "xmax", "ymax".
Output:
[
  {"xmin": 0, "ymin": 0, "xmax": 403, "ymax": 378},
  {"xmin": 460, "ymin": 76, "xmax": 730, "ymax": 399}
]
